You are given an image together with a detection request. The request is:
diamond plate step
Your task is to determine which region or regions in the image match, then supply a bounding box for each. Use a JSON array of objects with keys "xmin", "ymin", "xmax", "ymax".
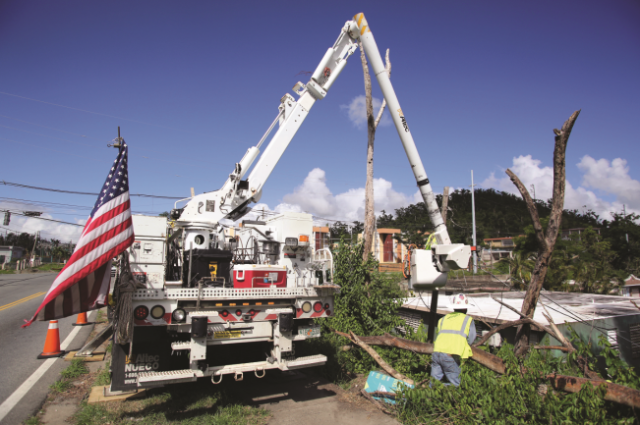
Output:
[
  {"xmin": 137, "ymin": 369, "xmax": 203, "ymax": 386},
  {"xmin": 284, "ymin": 354, "xmax": 327, "ymax": 369}
]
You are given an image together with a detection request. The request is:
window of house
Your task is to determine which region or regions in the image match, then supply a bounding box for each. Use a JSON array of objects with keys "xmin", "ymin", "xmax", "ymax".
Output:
[
  {"xmin": 502, "ymin": 239, "xmax": 514, "ymax": 247},
  {"xmin": 607, "ymin": 329, "xmax": 618, "ymax": 348},
  {"xmin": 630, "ymin": 324, "xmax": 640, "ymax": 358}
]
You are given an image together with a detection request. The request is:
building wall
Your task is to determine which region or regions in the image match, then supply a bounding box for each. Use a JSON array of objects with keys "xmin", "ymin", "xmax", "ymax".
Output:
[
  {"xmin": 541, "ymin": 315, "xmax": 640, "ymax": 371},
  {"xmin": 0, "ymin": 246, "xmax": 24, "ymax": 263}
]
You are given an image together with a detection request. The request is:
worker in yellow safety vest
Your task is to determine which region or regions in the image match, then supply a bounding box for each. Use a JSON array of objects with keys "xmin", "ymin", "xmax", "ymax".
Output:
[{"xmin": 431, "ymin": 293, "xmax": 476, "ymax": 387}]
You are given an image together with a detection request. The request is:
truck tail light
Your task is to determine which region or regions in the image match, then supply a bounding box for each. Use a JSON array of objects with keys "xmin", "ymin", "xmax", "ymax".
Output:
[{"xmin": 134, "ymin": 306, "xmax": 149, "ymax": 320}]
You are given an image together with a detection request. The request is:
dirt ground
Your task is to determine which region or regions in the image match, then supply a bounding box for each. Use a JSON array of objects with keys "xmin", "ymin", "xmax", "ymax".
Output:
[{"xmin": 33, "ymin": 320, "xmax": 399, "ymax": 425}]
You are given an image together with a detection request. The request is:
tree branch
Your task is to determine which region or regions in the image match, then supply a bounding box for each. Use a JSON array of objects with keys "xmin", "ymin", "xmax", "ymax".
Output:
[
  {"xmin": 348, "ymin": 331, "xmax": 414, "ymax": 385},
  {"xmin": 546, "ymin": 110, "xmax": 580, "ymax": 247},
  {"xmin": 505, "ymin": 169, "xmax": 546, "ymax": 251},
  {"xmin": 336, "ymin": 330, "xmax": 506, "ymax": 375},
  {"xmin": 373, "ymin": 49, "xmax": 391, "ymax": 130},
  {"xmin": 360, "ymin": 389, "xmax": 393, "ymax": 415},
  {"xmin": 534, "ymin": 345, "xmax": 571, "ymax": 352}
]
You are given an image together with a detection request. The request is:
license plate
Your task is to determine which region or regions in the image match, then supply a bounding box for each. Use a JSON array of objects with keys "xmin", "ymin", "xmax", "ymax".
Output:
[{"xmin": 298, "ymin": 326, "xmax": 321, "ymax": 338}]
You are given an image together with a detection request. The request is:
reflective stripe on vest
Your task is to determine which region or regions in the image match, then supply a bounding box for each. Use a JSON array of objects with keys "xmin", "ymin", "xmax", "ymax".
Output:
[{"xmin": 433, "ymin": 313, "xmax": 473, "ymax": 359}]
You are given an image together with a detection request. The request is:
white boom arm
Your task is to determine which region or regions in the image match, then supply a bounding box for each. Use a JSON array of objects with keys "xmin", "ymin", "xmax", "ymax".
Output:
[
  {"xmin": 175, "ymin": 13, "xmax": 470, "ymax": 279},
  {"xmin": 176, "ymin": 21, "xmax": 359, "ymax": 234}
]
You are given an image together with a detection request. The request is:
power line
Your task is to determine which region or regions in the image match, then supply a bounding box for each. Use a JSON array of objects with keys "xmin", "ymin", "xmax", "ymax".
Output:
[
  {"xmin": 0, "ymin": 196, "xmax": 163, "ymax": 215},
  {"xmin": 3, "ymin": 211, "xmax": 83, "ymax": 227},
  {"xmin": 0, "ymin": 91, "xmax": 194, "ymax": 134},
  {"xmin": 1, "ymin": 180, "xmax": 183, "ymax": 200}
]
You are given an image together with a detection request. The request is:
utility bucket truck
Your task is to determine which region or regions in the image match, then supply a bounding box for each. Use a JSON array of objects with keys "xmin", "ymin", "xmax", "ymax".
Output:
[{"xmin": 108, "ymin": 13, "xmax": 471, "ymax": 393}]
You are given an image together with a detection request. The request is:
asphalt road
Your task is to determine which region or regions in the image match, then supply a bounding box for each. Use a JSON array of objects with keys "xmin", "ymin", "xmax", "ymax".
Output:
[{"xmin": 0, "ymin": 273, "xmax": 95, "ymax": 425}]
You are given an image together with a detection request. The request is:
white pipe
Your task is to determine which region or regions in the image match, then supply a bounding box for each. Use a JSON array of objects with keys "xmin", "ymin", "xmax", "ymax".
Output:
[{"xmin": 353, "ymin": 13, "xmax": 451, "ymax": 245}]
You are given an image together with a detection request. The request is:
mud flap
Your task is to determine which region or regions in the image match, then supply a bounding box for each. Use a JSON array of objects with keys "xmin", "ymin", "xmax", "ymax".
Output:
[{"xmin": 110, "ymin": 328, "xmax": 173, "ymax": 392}]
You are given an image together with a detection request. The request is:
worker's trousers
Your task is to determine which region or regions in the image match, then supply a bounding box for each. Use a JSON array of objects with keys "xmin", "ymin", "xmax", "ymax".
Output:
[{"xmin": 431, "ymin": 352, "xmax": 462, "ymax": 387}]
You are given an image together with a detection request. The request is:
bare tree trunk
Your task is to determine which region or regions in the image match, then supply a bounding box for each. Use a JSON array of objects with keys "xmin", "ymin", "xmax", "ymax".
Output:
[
  {"xmin": 360, "ymin": 45, "xmax": 391, "ymax": 262},
  {"xmin": 510, "ymin": 110, "xmax": 580, "ymax": 356},
  {"xmin": 441, "ymin": 186, "xmax": 450, "ymax": 223}
]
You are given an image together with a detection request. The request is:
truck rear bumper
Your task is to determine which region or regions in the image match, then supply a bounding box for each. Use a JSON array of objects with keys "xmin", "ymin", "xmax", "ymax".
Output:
[{"xmin": 136, "ymin": 354, "xmax": 326, "ymax": 387}]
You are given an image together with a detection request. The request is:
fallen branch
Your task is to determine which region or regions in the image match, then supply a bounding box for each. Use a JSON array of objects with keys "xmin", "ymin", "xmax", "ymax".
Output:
[
  {"xmin": 547, "ymin": 373, "xmax": 640, "ymax": 409},
  {"xmin": 336, "ymin": 330, "xmax": 506, "ymax": 375},
  {"xmin": 370, "ymin": 391, "xmax": 397, "ymax": 400},
  {"xmin": 361, "ymin": 389, "xmax": 393, "ymax": 415},
  {"xmin": 473, "ymin": 318, "xmax": 532, "ymax": 348},
  {"xmin": 348, "ymin": 331, "xmax": 414, "ymax": 385},
  {"xmin": 539, "ymin": 305, "xmax": 599, "ymax": 379},
  {"xmin": 337, "ymin": 330, "xmax": 640, "ymax": 410},
  {"xmin": 533, "ymin": 345, "xmax": 571, "ymax": 352}
]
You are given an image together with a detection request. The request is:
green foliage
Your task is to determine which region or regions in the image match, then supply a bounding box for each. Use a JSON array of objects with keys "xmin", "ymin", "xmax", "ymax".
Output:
[
  {"xmin": 377, "ymin": 188, "xmax": 640, "ymax": 294},
  {"xmin": 396, "ymin": 343, "xmax": 635, "ymax": 425},
  {"xmin": 308, "ymin": 238, "xmax": 411, "ymax": 378},
  {"xmin": 513, "ymin": 225, "xmax": 624, "ymax": 293},
  {"xmin": 324, "ymin": 239, "xmax": 405, "ymax": 338},
  {"xmin": 49, "ymin": 379, "xmax": 72, "ymax": 393},
  {"xmin": 93, "ymin": 361, "xmax": 111, "ymax": 387},
  {"xmin": 24, "ymin": 416, "xmax": 42, "ymax": 425},
  {"xmin": 61, "ymin": 359, "xmax": 89, "ymax": 379}
]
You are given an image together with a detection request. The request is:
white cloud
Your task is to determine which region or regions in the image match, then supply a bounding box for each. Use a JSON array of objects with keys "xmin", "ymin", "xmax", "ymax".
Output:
[
  {"xmin": 578, "ymin": 156, "xmax": 640, "ymax": 211},
  {"xmin": 280, "ymin": 168, "xmax": 413, "ymax": 222},
  {"xmin": 340, "ymin": 95, "xmax": 392, "ymax": 129},
  {"xmin": 480, "ymin": 155, "xmax": 640, "ymax": 220},
  {"xmin": 0, "ymin": 209, "xmax": 85, "ymax": 243}
]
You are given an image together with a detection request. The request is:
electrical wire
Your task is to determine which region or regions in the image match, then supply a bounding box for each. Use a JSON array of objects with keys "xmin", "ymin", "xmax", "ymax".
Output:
[
  {"xmin": 3, "ymin": 211, "xmax": 83, "ymax": 227},
  {"xmin": 0, "ymin": 196, "xmax": 162, "ymax": 216},
  {"xmin": 0, "ymin": 91, "xmax": 200, "ymax": 135},
  {"xmin": 1, "ymin": 180, "xmax": 182, "ymax": 200},
  {"xmin": 0, "ymin": 124, "xmax": 191, "ymax": 166}
]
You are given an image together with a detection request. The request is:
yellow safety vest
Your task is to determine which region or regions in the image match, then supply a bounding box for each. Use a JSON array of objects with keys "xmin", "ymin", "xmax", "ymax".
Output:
[{"xmin": 433, "ymin": 312, "xmax": 473, "ymax": 359}]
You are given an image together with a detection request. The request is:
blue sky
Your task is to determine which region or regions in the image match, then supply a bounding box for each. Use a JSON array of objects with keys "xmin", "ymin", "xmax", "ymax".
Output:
[{"xmin": 1, "ymin": 0, "xmax": 639, "ymax": 241}]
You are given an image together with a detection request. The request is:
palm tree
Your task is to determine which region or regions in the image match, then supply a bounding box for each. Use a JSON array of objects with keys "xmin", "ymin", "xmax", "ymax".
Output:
[{"xmin": 501, "ymin": 252, "xmax": 535, "ymax": 289}]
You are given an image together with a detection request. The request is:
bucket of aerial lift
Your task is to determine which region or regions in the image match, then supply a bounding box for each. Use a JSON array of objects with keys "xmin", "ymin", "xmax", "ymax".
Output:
[
  {"xmin": 233, "ymin": 264, "xmax": 287, "ymax": 289},
  {"xmin": 409, "ymin": 249, "xmax": 448, "ymax": 291}
]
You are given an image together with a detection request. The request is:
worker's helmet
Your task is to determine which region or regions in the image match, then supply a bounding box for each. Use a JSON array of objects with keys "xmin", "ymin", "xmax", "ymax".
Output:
[{"xmin": 451, "ymin": 293, "xmax": 469, "ymax": 309}]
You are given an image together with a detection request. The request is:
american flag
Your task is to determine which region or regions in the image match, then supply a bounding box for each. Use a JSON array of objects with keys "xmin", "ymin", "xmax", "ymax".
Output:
[{"xmin": 23, "ymin": 141, "xmax": 135, "ymax": 327}]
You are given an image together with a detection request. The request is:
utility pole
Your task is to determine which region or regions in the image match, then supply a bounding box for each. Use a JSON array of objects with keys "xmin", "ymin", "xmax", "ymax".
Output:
[
  {"xmin": 624, "ymin": 205, "xmax": 629, "ymax": 243},
  {"xmin": 471, "ymin": 171, "xmax": 477, "ymax": 274},
  {"xmin": 30, "ymin": 231, "xmax": 39, "ymax": 267}
]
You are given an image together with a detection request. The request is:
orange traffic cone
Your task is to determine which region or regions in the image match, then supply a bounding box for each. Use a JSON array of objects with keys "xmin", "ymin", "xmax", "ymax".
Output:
[
  {"xmin": 37, "ymin": 320, "xmax": 65, "ymax": 359},
  {"xmin": 72, "ymin": 312, "xmax": 91, "ymax": 326}
]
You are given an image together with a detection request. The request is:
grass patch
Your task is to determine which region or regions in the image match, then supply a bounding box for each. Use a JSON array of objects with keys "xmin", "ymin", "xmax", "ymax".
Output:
[
  {"xmin": 50, "ymin": 379, "xmax": 72, "ymax": 393},
  {"xmin": 93, "ymin": 361, "xmax": 111, "ymax": 387},
  {"xmin": 50, "ymin": 358, "xmax": 90, "ymax": 393},
  {"xmin": 0, "ymin": 269, "xmax": 14, "ymax": 274},
  {"xmin": 36, "ymin": 263, "xmax": 64, "ymax": 272},
  {"xmin": 35, "ymin": 263, "xmax": 64, "ymax": 272},
  {"xmin": 74, "ymin": 381, "xmax": 270, "ymax": 425},
  {"xmin": 61, "ymin": 359, "xmax": 89, "ymax": 379},
  {"xmin": 24, "ymin": 415, "xmax": 42, "ymax": 425}
]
